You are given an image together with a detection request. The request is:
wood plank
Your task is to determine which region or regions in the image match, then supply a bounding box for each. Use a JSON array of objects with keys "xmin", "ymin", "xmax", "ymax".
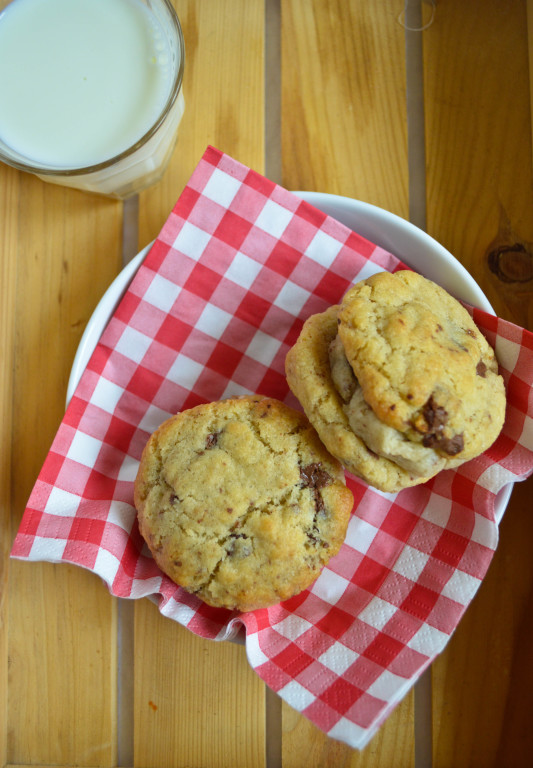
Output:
[
  {"xmin": 0, "ymin": 162, "xmax": 19, "ymax": 768},
  {"xmin": 6, "ymin": 174, "xmax": 123, "ymax": 765},
  {"xmin": 423, "ymin": 0, "xmax": 533, "ymax": 328},
  {"xmin": 133, "ymin": 2, "xmax": 267, "ymax": 766},
  {"xmin": 8, "ymin": 564, "xmax": 118, "ymax": 766},
  {"xmin": 281, "ymin": 0, "xmax": 409, "ymax": 216},
  {"xmin": 134, "ymin": 601, "xmax": 265, "ymax": 768},
  {"xmin": 422, "ymin": 1, "xmax": 533, "ymax": 765},
  {"xmin": 281, "ymin": 1, "xmax": 414, "ymax": 764}
]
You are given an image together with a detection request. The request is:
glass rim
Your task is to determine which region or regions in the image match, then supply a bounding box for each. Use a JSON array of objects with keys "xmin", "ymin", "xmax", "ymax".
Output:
[{"xmin": 0, "ymin": 0, "xmax": 185, "ymax": 177}]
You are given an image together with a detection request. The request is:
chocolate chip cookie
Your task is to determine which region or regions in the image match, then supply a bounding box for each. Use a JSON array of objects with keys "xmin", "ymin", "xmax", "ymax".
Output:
[
  {"xmin": 134, "ymin": 395, "xmax": 353, "ymax": 612},
  {"xmin": 286, "ymin": 271, "xmax": 506, "ymax": 491}
]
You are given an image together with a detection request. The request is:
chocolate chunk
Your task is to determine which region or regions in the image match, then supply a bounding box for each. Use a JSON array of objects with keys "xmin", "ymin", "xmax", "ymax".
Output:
[
  {"xmin": 419, "ymin": 395, "xmax": 463, "ymax": 454},
  {"xmin": 423, "ymin": 429, "xmax": 464, "ymax": 455},
  {"xmin": 205, "ymin": 431, "xmax": 219, "ymax": 449},
  {"xmin": 476, "ymin": 361, "xmax": 487, "ymax": 377},
  {"xmin": 300, "ymin": 463, "xmax": 332, "ymax": 518},
  {"xmin": 439, "ymin": 433, "xmax": 464, "ymax": 455},
  {"xmin": 300, "ymin": 463, "xmax": 332, "ymax": 490},
  {"xmin": 423, "ymin": 395, "xmax": 448, "ymax": 433},
  {"xmin": 307, "ymin": 529, "xmax": 328, "ymax": 548},
  {"xmin": 314, "ymin": 493, "xmax": 326, "ymax": 516}
]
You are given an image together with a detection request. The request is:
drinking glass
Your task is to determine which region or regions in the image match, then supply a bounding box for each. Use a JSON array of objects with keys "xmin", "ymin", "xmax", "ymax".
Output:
[{"xmin": 0, "ymin": 0, "xmax": 185, "ymax": 198}]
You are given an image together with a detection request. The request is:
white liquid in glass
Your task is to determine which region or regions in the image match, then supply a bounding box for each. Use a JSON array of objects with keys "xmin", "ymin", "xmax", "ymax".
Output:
[{"xmin": 0, "ymin": 0, "xmax": 176, "ymax": 169}]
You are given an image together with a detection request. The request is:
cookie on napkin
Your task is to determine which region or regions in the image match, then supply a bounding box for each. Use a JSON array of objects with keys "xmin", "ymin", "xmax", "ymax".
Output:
[
  {"xmin": 286, "ymin": 270, "xmax": 506, "ymax": 492},
  {"xmin": 134, "ymin": 395, "xmax": 353, "ymax": 612}
]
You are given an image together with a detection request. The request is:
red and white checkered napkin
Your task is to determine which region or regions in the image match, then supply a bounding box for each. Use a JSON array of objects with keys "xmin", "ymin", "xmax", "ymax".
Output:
[{"xmin": 12, "ymin": 146, "xmax": 533, "ymax": 748}]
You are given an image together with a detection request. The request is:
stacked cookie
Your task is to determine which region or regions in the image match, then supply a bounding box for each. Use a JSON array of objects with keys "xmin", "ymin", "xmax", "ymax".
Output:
[{"xmin": 286, "ymin": 270, "xmax": 506, "ymax": 493}]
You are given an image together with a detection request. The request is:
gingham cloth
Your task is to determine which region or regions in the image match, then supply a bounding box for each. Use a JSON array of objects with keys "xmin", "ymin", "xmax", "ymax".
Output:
[{"xmin": 12, "ymin": 147, "xmax": 533, "ymax": 749}]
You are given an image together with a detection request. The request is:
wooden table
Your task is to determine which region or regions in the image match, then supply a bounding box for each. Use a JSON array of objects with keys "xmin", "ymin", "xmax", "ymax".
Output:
[{"xmin": 2, "ymin": 1, "xmax": 533, "ymax": 766}]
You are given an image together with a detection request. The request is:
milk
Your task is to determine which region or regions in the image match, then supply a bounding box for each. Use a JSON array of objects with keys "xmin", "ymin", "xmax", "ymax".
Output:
[{"xmin": 0, "ymin": 0, "xmax": 185, "ymax": 196}]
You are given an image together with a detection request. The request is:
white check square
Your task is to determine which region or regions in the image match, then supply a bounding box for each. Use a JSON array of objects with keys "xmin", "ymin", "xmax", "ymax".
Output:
[
  {"xmin": 167, "ymin": 353, "xmax": 204, "ymax": 390},
  {"xmin": 245, "ymin": 330, "xmax": 282, "ymax": 366},
  {"xmin": 345, "ymin": 517, "xmax": 379, "ymax": 554},
  {"xmin": 138, "ymin": 404, "xmax": 172, "ymax": 434},
  {"xmin": 90, "ymin": 377, "xmax": 124, "ymax": 414},
  {"xmin": 367, "ymin": 669, "xmax": 408, "ymax": 699},
  {"xmin": 273, "ymin": 281, "xmax": 310, "ymax": 315},
  {"xmin": 94, "ymin": 548, "xmax": 120, "ymax": 579},
  {"xmin": 196, "ymin": 304, "xmax": 233, "ymax": 339},
  {"xmin": 305, "ymin": 229, "xmax": 343, "ymax": 268},
  {"xmin": 45, "ymin": 486, "xmax": 81, "ymax": 518},
  {"xmin": 67, "ymin": 431, "xmax": 102, "ymax": 468},
  {"xmin": 441, "ymin": 568, "xmax": 481, "ymax": 604},
  {"xmin": 392, "ymin": 546, "xmax": 430, "ymax": 582},
  {"xmin": 279, "ymin": 679, "xmax": 316, "ymax": 711},
  {"xmin": 311, "ymin": 569, "xmax": 349, "ymax": 604},
  {"xmin": 408, "ymin": 622, "xmax": 449, "ymax": 655},
  {"xmin": 273, "ymin": 614, "xmax": 313, "ymax": 641},
  {"xmin": 29, "ymin": 537, "xmax": 67, "ymax": 562},
  {"xmin": 143, "ymin": 273, "xmax": 181, "ymax": 312},
  {"xmin": 225, "ymin": 251, "xmax": 262, "ymax": 289},
  {"xmin": 117, "ymin": 456, "xmax": 141, "ymax": 482},
  {"xmin": 115, "ymin": 326, "xmax": 152, "ymax": 364},
  {"xmin": 318, "ymin": 643, "xmax": 358, "ymax": 675},
  {"xmin": 358, "ymin": 596, "xmax": 397, "ymax": 631},
  {"xmin": 172, "ymin": 221, "xmax": 212, "ymax": 261},
  {"xmin": 255, "ymin": 199, "xmax": 293, "ymax": 238},
  {"xmin": 201, "ymin": 167, "xmax": 242, "ymax": 207}
]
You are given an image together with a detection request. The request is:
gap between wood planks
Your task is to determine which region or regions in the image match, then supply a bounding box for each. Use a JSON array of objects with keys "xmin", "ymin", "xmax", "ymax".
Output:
[
  {"xmin": 404, "ymin": 1, "xmax": 433, "ymax": 767},
  {"xmin": 116, "ymin": 0, "xmax": 431, "ymax": 765}
]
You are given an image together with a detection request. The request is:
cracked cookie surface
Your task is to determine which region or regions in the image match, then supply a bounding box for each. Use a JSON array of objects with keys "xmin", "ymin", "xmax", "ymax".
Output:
[
  {"xmin": 337, "ymin": 270, "xmax": 506, "ymax": 464},
  {"xmin": 134, "ymin": 395, "xmax": 353, "ymax": 612}
]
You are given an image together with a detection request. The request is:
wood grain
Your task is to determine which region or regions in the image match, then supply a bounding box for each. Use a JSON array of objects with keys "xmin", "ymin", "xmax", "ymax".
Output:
[
  {"xmin": 5, "ymin": 176, "xmax": 123, "ymax": 765},
  {"xmin": 423, "ymin": 1, "xmax": 533, "ymax": 765},
  {"xmin": 0, "ymin": 163, "xmax": 19, "ymax": 768},
  {"xmin": 282, "ymin": 695, "xmax": 414, "ymax": 768},
  {"xmin": 281, "ymin": 0, "xmax": 409, "ymax": 216},
  {"xmin": 281, "ymin": 1, "xmax": 414, "ymax": 764},
  {"xmin": 133, "ymin": 3, "xmax": 267, "ymax": 766},
  {"xmin": 423, "ymin": 0, "xmax": 533, "ymax": 329},
  {"xmin": 134, "ymin": 601, "xmax": 265, "ymax": 768}
]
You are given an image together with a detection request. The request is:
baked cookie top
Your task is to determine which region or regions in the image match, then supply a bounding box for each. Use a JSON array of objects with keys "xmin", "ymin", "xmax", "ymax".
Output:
[
  {"xmin": 134, "ymin": 395, "xmax": 353, "ymax": 612},
  {"xmin": 337, "ymin": 270, "xmax": 506, "ymax": 461},
  {"xmin": 285, "ymin": 305, "xmax": 430, "ymax": 492}
]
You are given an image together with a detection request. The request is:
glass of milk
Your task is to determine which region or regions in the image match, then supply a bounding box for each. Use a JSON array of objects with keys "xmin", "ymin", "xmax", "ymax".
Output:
[{"xmin": 0, "ymin": 0, "xmax": 185, "ymax": 198}]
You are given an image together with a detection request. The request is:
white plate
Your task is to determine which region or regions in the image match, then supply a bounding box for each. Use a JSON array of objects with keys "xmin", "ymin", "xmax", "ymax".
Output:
[{"xmin": 67, "ymin": 192, "xmax": 512, "ymax": 519}]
